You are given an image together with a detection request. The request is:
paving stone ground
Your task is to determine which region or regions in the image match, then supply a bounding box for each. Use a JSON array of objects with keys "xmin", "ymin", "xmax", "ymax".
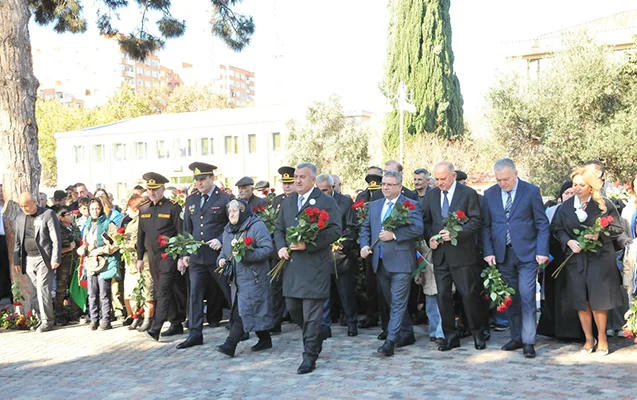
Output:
[{"xmin": 1, "ymin": 318, "xmax": 636, "ymax": 400}]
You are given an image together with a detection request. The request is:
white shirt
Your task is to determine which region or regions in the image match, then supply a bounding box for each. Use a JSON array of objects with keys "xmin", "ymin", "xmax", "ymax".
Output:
[
  {"xmin": 440, "ymin": 181, "xmax": 457, "ymax": 209},
  {"xmin": 297, "ymin": 188, "xmax": 314, "ymax": 209},
  {"xmin": 0, "ymin": 205, "xmax": 4, "ymax": 235},
  {"xmin": 381, "ymin": 196, "xmax": 399, "ymax": 224},
  {"xmin": 200, "ymin": 187, "xmax": 215, "ymax": 208},
  {"xmin": 501, "ymin": 179, "xmax": 519, "ymax": 209}
]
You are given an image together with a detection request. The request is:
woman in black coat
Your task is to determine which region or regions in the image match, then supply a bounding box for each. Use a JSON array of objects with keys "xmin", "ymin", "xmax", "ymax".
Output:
[{"xmin": 551, "ymin": 168, "xmax": 624, "ymax": 355}]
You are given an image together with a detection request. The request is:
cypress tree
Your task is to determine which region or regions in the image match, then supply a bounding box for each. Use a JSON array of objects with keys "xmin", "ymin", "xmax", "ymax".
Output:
[{"xmin": 383, "ymin": 0, "xmax": 464, "ymax": 154}]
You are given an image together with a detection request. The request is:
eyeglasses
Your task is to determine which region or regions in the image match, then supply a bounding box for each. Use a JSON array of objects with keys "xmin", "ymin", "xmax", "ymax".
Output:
[{"xmin": 381, "ymin": 182, "xmax": 400, "ymax": 187}]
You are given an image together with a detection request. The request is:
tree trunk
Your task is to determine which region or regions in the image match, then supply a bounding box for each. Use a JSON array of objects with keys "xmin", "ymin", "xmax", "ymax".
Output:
[{"xmin": 0, "ymin": 0, "xmax": 41, "ymax": 311}]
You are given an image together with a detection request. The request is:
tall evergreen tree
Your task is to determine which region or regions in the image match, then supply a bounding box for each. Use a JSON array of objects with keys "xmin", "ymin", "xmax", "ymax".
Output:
[{"xmin": 383, "ymin": 0, "xmax": 464, "ymax": 155}]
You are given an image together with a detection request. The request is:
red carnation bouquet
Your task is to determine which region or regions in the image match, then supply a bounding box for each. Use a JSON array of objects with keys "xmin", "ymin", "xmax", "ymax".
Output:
[
  {"xmin": 231, "ymin": 236, "xmax": 255, "ymax": 263},
  {"xmin": 163, "ymin": 233, "xmax": 207, "ymax": 260},
  {"xmin": 269, "ymin": 207, "xmax": 330, "ymax": 281},
  {"xmin": 351, "ymin": 199, "xmax": 369, "ymax": 227},
  {"xmin": 431, "ymin": 210, "xmax": 468, "ymax": 246},
  {"xmin": 173, "ymin": 189, "xmax": 187, "ymax": 207},
  {"xmin": 552, "ymin": 215, "xmax": 614, "ymax": 278},
  {"xmin": 481, "ymin": 264, "xmax": 516, "ymax": 311},
  {"xmin": 112, "ymin": 227, "xmax": 133, "ymax": 266},
  {"xmin": 622, "ymin": 297, "xmax": 637, "ymax": 344},
  {"xmin": 261, "ymin": 188, "xmax": 277, "ymax": 207},
  {"xmin": 371, "ymin": 200, "xmax": 416, "ymax": 248}
]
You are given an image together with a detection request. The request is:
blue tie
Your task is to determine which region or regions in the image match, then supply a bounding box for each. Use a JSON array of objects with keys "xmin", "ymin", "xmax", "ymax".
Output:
[
  {"xmin": 442, "ymin": 191, "xmax": 449, "ymax": 219},
  {"xmin": 298, "ymin": 195, "xmax": 304, "ymax": 212},
  {"xmin": 505, "ymin": 191, "xmax": 512, "ymax": 245},
  {"xmin": 379, "ymin": 202, "xmax": 393, "ymax": 259}
]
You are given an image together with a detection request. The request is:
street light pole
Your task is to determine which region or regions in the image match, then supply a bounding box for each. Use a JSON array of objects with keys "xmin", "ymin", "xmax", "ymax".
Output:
[{"xmin": 396, "ymin": 81, "xmax": 415, "ymax": 164}]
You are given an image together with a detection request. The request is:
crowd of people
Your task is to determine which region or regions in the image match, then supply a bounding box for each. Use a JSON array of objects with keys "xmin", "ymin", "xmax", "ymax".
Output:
[{"xmin": 0, "ymin": 157, "xmax": 635, "ymax": 374}]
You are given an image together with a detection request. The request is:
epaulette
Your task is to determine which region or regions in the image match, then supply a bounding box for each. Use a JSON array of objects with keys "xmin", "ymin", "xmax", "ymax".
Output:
[
  {"xmin": 171, "ymin": 199, "xmax": 179, "ymax": 204},
  {"xmin": 139, "ymin": 199, "xmax": 151, "ymax": 207}
]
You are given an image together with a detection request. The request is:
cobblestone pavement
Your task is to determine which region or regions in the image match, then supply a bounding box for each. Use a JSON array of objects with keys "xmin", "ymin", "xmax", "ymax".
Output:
[{"xmin": 1, "ymin": 320, "xmax": 636, "ymax": 400}]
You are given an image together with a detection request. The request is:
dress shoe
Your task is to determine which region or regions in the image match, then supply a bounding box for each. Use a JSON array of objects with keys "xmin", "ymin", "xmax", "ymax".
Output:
[
  {"xmin": 396, "ymin": 333, "xmax": 416, "ymax": 348},
  {"xmin": 347, "ymin": 324, "xmax": 358, "ymax": 337},
  {"xmin": 483, "ymin": 329, "xmax": 491, "ymax": 341},
  {"xmin": 55, "ymin": 317, "xmax": 69, "ymax": 326},
  {"xmin": 161, "ymin": 323, "xmax": 184, "ymax": 337},
  {"xmin": 99, "ymin": 322, "xmax": 112, "ymax": 330},
  {"xmin": 146, "ymin": 329, "xmax": 160, "ymax": 342},
  {"xmin": 523, "ymin": 344, "xmax": 536, "ymax": 358},
  {"xmin": 137, "ymin": 318, "xmax": 152, "ymax": 332},
  {"xmin": 377, "ymin": 330, "xmax": 388, "ymax": 340},
  {"xmin": 129, "ymin": 318, "xmax": 143, "ymax": 330},
  {"xmin": 501, "ymin": 340, "xmax": 523, "ymax": 351},
  {"xmin": 122, "ymin": 317, "xmax": 134, "ymax": 327},
  {"xmin": 358, "ymin": 319, "xmax": 379, "ymax": 329},
  {"xmin": 208, "ymin": 320, "xmax": 221, "ymax": 328},
  {"xmin": 270, "ymin": 325, "xmax": 282, "ymax": 335},
  {"xmin": 474, "ymin": 336, "xmax": 486, "ymax": 350},
  {"xmin": 457, "ymin": 328, "xmax": 472, "ymax": 339},
  {"xmin": 438, "ymin": 337, "xmax": 461, "ymax": 352},
  {"xmin": 215, "ymin": 342, "xmax": 236, "ymax": 357},
  {"xmin": 377, "ymin": 340, "xmax": 395, "ymax": 356},
  {"xmin": 250, "ymin": 338, "xmax": 273, "ymax": 352},
  {"xmin": 297, "ymin": 359, "xmax": 316, "ymax": 374},
  {"xmin": 89, "ymin": 321, "xmax": 99, "ymax": 331},
  {"xmin": 435, "ymin": 337, "xmax": 446, "ymax": 346},
  {"xmin": 240, "ymin": 332, "xmax": 250, "ymax": 341},
  {"xmin": 176, "ymin": 335, "xmax": 204, "ymax": 349},
  {"xmin": 36, "ymin": 323, "xmax": 52, "ymax": 333},
  {"xmin": 319, "ymin": 326, "xmax": 332, "ymax": 341}
]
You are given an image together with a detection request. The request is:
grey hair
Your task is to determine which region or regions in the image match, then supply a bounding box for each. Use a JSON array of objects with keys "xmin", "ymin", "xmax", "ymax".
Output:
[
  {"xmin": 434, "ymin": 161, "xmax": 455, "ymax": 174},
  {"xmin": 226, "ymin": 199, "xmax": 245, "ymax": 212},
  {"xmin": 330, "ymin": 174, "xmax": 341, "ymax": 185},
  {"xmin": 414, "ymin": 168, "xmax": 430, "ymax": 177},
  {"xmin": 383, "ymin": 170, "xmax": 403, "ymax": 184},
  {"xmin": 316, "ymin": 174, "xmax": 334, "ymax": 186},
  {"xmin": 385, "ymin": 160, "xmax": 403, "ymax": 172},
  {"xmin": 494, "ymin": 158, "xmax": 516, "ymax": 172},
  {"xmin": 296, "ymin": 162, "xmax": 317, "ymax": 177}
]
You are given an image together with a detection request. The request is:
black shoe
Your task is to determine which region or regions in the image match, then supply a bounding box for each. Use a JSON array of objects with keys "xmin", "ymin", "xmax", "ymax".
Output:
[
  {"xmin": 396, "ymin": 333, "xmax": 416, "ymax": 348},
  {"xmin": 122, "ymin": 317, "xmax": 134, "ymax": 327},
  {"xmin": 347, "ymin": 324, "xmax": 358, "ymax": 337},
  {"xmin": 99, "ymin": 322, "xmax": 112, "ymax": 330},
  {"xmin": 523, "ymin": 344, "xmax": 536, "ymax": 358},
  {"xmin": 240, "ymin": 332, "xmax": 250, "ymax": 341},
  {"xmin": 377, "ymin": 340, "xmax": 395, "ymax": 356},
  {"xmin": 137, "ymin": 318, "xmax": 152, "ymax": 332},
  {"xmin": 377, "ymin": 330, "xmax": 388, "ymax": 340},
  {"xmin": 501, "ymin": 340, "xmax": 523, "ymax": 351},
  {"xmin": 297, "ymin": 359, "xmax": 316, "ymax": 374},
  {"xmin": 146, "ymin": 329, "xmax": 160, "ymax": 342},
  {"xmin": 129, "ymin": 318, "xmax": 143, "ymax": 331},
  {"xmin": 474, "ymin": 336, "xmax": 486, "ymax": 350},
  {"xmin": 270, "ymin": 325, "xmax": 282, "ymax": 335},
  {"xmin": 208, "ymin": 320, "xmax": 221, "ymax": 328},
  {"xmin": 457, "ymin": 328, "xmax": 472, "ymax": 339},
  {"xmin": 176, "ymin": 335, "xmax": 203, "ymax": 349},
  {"xmin": 483, "ymin": 329, "xmax": 491, "ymax": 342},
  {"xmin": 55, "ymin": 317, "xmax": 69, "ymax": 326},
  {"xmin": 162, "ymin": 323, "xmax": 184, "ymax": 337},
  {"xmin": 319, "ymin": 326, "xmax": 332, "ymax": 341},
  {"xmin": 435, "ymin": 337, "xmax": 446, "ymax": 346},
  {"xmin": 251, "ymin": 339, "xmax": 273, "ymax": 352},
  {"xmin": 215, "ymin": 342, "xmax": 236, "ymax": 357},
  {"xmin": 358, "ymin": 319, "xmax": 378, "ymax": 329},
  {"xmin": 438, "ymin": 337, "xmax": 461, "ymax": 352},
  {"xmin": 89, "ymin": 321, "xmax": 99, "ymax": 331}
]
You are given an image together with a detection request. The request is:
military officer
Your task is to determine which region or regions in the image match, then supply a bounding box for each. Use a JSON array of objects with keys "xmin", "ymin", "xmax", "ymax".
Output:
[
  {"xmin": 270, "ymin": 166, "xmax": 296, "ymax": 333},
  {"xmin": 176, "ymin": 162, "xmax": 234, "ymax": 349},
  {"xmin": 254, "ymin": 181, "xmax": 270, "ymax": 196},
  {"xmin": 236, "ymin": 176, "xmax": 267, "ymax": 212},
  {"xmin": 137, "ymin": 173, "xmax": 187, "ymax": 341}
]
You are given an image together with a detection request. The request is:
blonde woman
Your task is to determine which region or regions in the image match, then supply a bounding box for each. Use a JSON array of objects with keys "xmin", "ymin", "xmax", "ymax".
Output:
[{"xmin": 550, "ymin": 168, "xmax": 624, "ymax": 355}]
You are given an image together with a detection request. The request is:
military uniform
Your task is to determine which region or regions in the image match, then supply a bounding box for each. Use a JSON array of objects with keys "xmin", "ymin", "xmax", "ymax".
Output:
[{"xmin": 136, "ymin": 173, "xmax": 187, "ymax": 337}]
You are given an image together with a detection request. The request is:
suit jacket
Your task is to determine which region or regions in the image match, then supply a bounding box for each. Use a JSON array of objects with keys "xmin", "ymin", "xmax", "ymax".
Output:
[
  {"xmin": 274, "ymin": 187, "xmax": 342, "ymax": 299},
  {"xmin": 137, "ymin": 197, "xmax": 182, "ymax": 259},
  {"xmin": 247, "ymin": 194, "xmax": 267, "ymax": 212},
  {"xmin": 482, "ymin": 180, "xmax": 550, "ymax": 264},
  {"xmin": 422, "ymin": 183, "xmax": 481, "ymax": 267},
  {"xmin": 183, "ymin": 187, "xmax": 234, "ymax": 265},
  {"xmin": 359, "ymin": 194, "xmax": 424, "ymax": 273},
  {"xmin": 355, "ymin": 188, "xmax": 383, "ymax": 204},
  {"xmin": 14, "ymin": 206, "xmax": 62, "ymax": 274},
  {"xmin": 333, "ymin": 191, "xmax": 357, "ymax": 273}
]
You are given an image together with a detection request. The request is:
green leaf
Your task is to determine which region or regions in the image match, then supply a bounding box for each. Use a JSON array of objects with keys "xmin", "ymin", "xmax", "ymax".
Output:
[
  {"xmin": 490, "ymin": 292, "xmax": 497, "ymax": 301},
  {"xmin": 451, "ymin": 238, "xmax": 458, "ymax": 246}
]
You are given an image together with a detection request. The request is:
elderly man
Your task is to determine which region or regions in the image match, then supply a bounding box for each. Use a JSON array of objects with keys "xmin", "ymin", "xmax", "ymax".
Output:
[
  {"xmin": 275, "ymin": 162, "xmax": 342, "ymax": 374},
  {"xmin": 13, "ymin": 192, "xmax": 62, "ymax": 332},
  {"xmin": 236, "ymin": 176, "xmax": 267, "ymax": 212}
]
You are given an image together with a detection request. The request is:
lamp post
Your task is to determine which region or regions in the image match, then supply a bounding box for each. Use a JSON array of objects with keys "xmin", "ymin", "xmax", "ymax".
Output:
[{"xmin": 385, "ymin": 81, "xmax": 416, "ymax": 163}]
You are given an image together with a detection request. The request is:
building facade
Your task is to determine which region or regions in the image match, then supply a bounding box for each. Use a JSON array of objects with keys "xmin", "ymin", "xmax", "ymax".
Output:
[{"xmin": 213, "ymin": 64, "xmax": 256, "ymax": 106}]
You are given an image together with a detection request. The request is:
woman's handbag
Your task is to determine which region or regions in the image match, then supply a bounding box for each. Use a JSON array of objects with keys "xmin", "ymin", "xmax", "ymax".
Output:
[{"xmin": 84, "ymin": 256, "xmax": 107, "ymax": 275}]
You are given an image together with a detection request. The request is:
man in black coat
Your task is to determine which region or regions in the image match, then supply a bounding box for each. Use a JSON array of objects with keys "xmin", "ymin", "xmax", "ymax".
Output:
[
  {"xmin": 236, "ymin": 176, "xmax": 267, "ymax": 212},
  {"xmin": 422, "ymin": 162, "xmax": 488, "ymax": 352},
  {"xmin": 275, "ymin": 162, "xmax": 342, "ymax": 374},
  {"xmin": 176, "ymin": 162, "xmax": 234, "ymax": 349}
]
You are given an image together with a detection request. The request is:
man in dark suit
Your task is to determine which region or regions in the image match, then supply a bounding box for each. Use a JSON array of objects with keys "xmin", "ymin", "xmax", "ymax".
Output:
[
  {"xmin": 360, "ymin": 171, "xmax": 424, "ymax": 356},
  {"xmin": 236, "ymin": 176, "xmax": 267, "ymax": 212},
  {"xmin": 275, "ymin": 162, "xmax": 342, "ymax": 374},
  {"xmin": 137, "ymin": 173, "xmax": 187, "ymax": 340},
  {"xmin": 13, "ymin": 192, "xmax": 62, "ymax": 332},
  {"xmin": 316, "ymin": 174, "xmax": 358, "ymax": 338},
  {"xmin": 423, "ymin": 162, "xmax": 488, "ymax": 351},
  {"xmin": 177, "ymin": 162, "xmax": 234, "ymax": 349},
  {"xmin": 482, "ymin": 158, "xmax": 549, "ymax": 358}
]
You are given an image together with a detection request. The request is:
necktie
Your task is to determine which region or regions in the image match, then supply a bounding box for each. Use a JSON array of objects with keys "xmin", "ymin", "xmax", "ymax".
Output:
[
  {"xmin": 505, "ymin": 191, "xmax": 512, "ymax": 245},
  {"xmin": 298, "ymin": 195, "xmax": 304, "ymax": 212},
  {"xmin": 442, "ymin": 191, "xmax": 450, "ymax": 219},
  {"xmin": 379, "ymin": 201, "xmax": 394, "ymax": 259},
  {"xmin": 201, "ymin": 193, "xmax": 209, "ymax": 208}
]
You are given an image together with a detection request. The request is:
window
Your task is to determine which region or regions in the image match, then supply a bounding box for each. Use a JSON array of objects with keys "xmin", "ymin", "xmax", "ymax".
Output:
[
  {"xmin": 224, "ymin": 136, "xmax": 238, "ymax": 154},
  {"xmin": 248, "ymin": 134, "xmax": 257, "ymax": 154},
  {"xmin": 137, "ymin": 79, "xmax": 143, "ymax": 86},
  {"xmin": 72, "ymin": 145, "xmax": 84, "ymax": 163},
  {"xmin": 93, "ymin": 144, "xmax": 105, "ymax": 163},
  {"xmin": 272, "ymin": 132, "xmax": 281, "ymax": 151},
  {"xmin": 124, "ymin": 65, "xmax": 134, "ymax": 72},
  {"xmin": 46, "ymin": 94, "xmax": 53, "ymax": 100},
  {"xmin": 115, "ymin": 183, "xmax": 128, "ymax": 203},
  {"xmin": 144, "ymin": 59, "xmax": 150, "ymax": 66},
  {"xmin": 151, "ymin": 60, "xmax": 159, "ymax": 67},
  {"xmin": 177, "ymin": 138, "xmax": 192, "ymax": 158},
  {"xmin": 134, "ymin": 142, "xmax": 147, "ymax": 160},
  {"xmin": 145, "ymin": 69, "xmax": 151, "ymax": 77},
  {"xmin": 145, "ymin": 80, "xmax": 151, "ymax": 87},
  {"xmin": 200, "ymin": 138, "xmax": 214, "ymax": 156},
  {"xmin": 156, "ymin": 140, "xmax": 170, "ymax": 159},
  {"xmin": 151, "ymin": 70, "xmax": 159, "ymax": 79},
  {"xmin": 137, "ymin": 67, "xmax": 143, "ymax": 75},
  {"xmin": 113, "ymin": 143, "xmax": 126, "ymax": 161}
]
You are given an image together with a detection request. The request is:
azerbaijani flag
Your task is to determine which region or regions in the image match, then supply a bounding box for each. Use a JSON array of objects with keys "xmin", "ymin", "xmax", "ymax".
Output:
[
  {"xmin": 412, "ymin": 251, "xmax": 429, "ymax": 278},
  {"xmin": 540, "ymin": 254, "xmax": 554, "ymax": 269},
  {"xmin": 69, "ymin": 258, "xmax": 88, "ymax": 311}
]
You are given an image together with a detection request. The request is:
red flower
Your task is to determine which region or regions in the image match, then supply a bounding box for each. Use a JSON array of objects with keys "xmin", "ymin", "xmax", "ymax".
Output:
[
  {"xmin": 456, "ymin": 210, "xmax": 466, "ymax": 219},
  {"xmin": 132, "ymin": 313, "xmax": 139, "ymax": 319},
  {"xmin": 496, "ymin": 304, "xmax": 508, "ymax": 313},
  {"xmin": 13, "ymin": 302, "xmax": 21, "ymax": 307},
  {"xmin": 161, "ymin": 253, "xmax": 168, "ymax": 260},
  {"xmin": 270, "ymin": 188, "xmax": 276, "ymax": 193},
  {"xmin": 262, "ymin": 190, "xmax": 269, "ymax": 196},
  {"xmin": 138, "ymin": 308, "xmax": 144, "ymax": 314},
  {"xmin": 160, "ymin": 240, "xmax": 168, "ymax": 247},
  {"xmin": 243, "ymin": 237, "xmax": 254, "ymax": 246},
  {"xmin": 607, "ymin": 215, "xmax": 614, "ymax": 223},
  {"xmin": 317, "ymin": 219, "xmax": 326, "ymax": 229},
  {"xmin": 259, "ymin": 205, "xmax": 266, "ymax": 212},
  {"xmin": 253, "ymin": 206, "xmax": 259, "ymax": 212},
  {"xmin": 352, "ymin": 199, "xmax": 364, "ymax": 209},
  {"xmin": 304, "ymin": 208, "xmax": 313, "ymax": 217},
  {"xmin": 600, "ymin": 217, "xmax": 610, "ymax": 228},
  {"xmin": 175, "ymin": 189, "xmax": 183, "ymax": 194},
  {"xmin": 483, "ymin": 295, "xmax": 489, "ymax": 301},
  {"xmin": 310, "ymin": 215, "xmax": 318, "ymax": 223},
  {"xmin": 26, "ymin": 311, "xmax": 32, "ymax": 317},
  {"xmin": 623, "ymin": 329, "xmax": 633, "ymax": 338},
  {"xmin": 504, "ymin": 296, "xmax": 513, "ymax": 307},
  {"xmin": 117, "ymin": 227, "xmax": 125, "ymax": 234},
  {"xmin": 72, "ymin": 210, "xmax": 80, "ymax": 216},
  {"xmin": 403, "ymin": 200, "xmax": 415, "ymax": 210},
  {"xmin": 158, "ymin": 234, "xmax": 168, "ymax": 243},
  {"xmin": 319, "ymin": 210, "xmax": 329, "ymax": 221}
]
